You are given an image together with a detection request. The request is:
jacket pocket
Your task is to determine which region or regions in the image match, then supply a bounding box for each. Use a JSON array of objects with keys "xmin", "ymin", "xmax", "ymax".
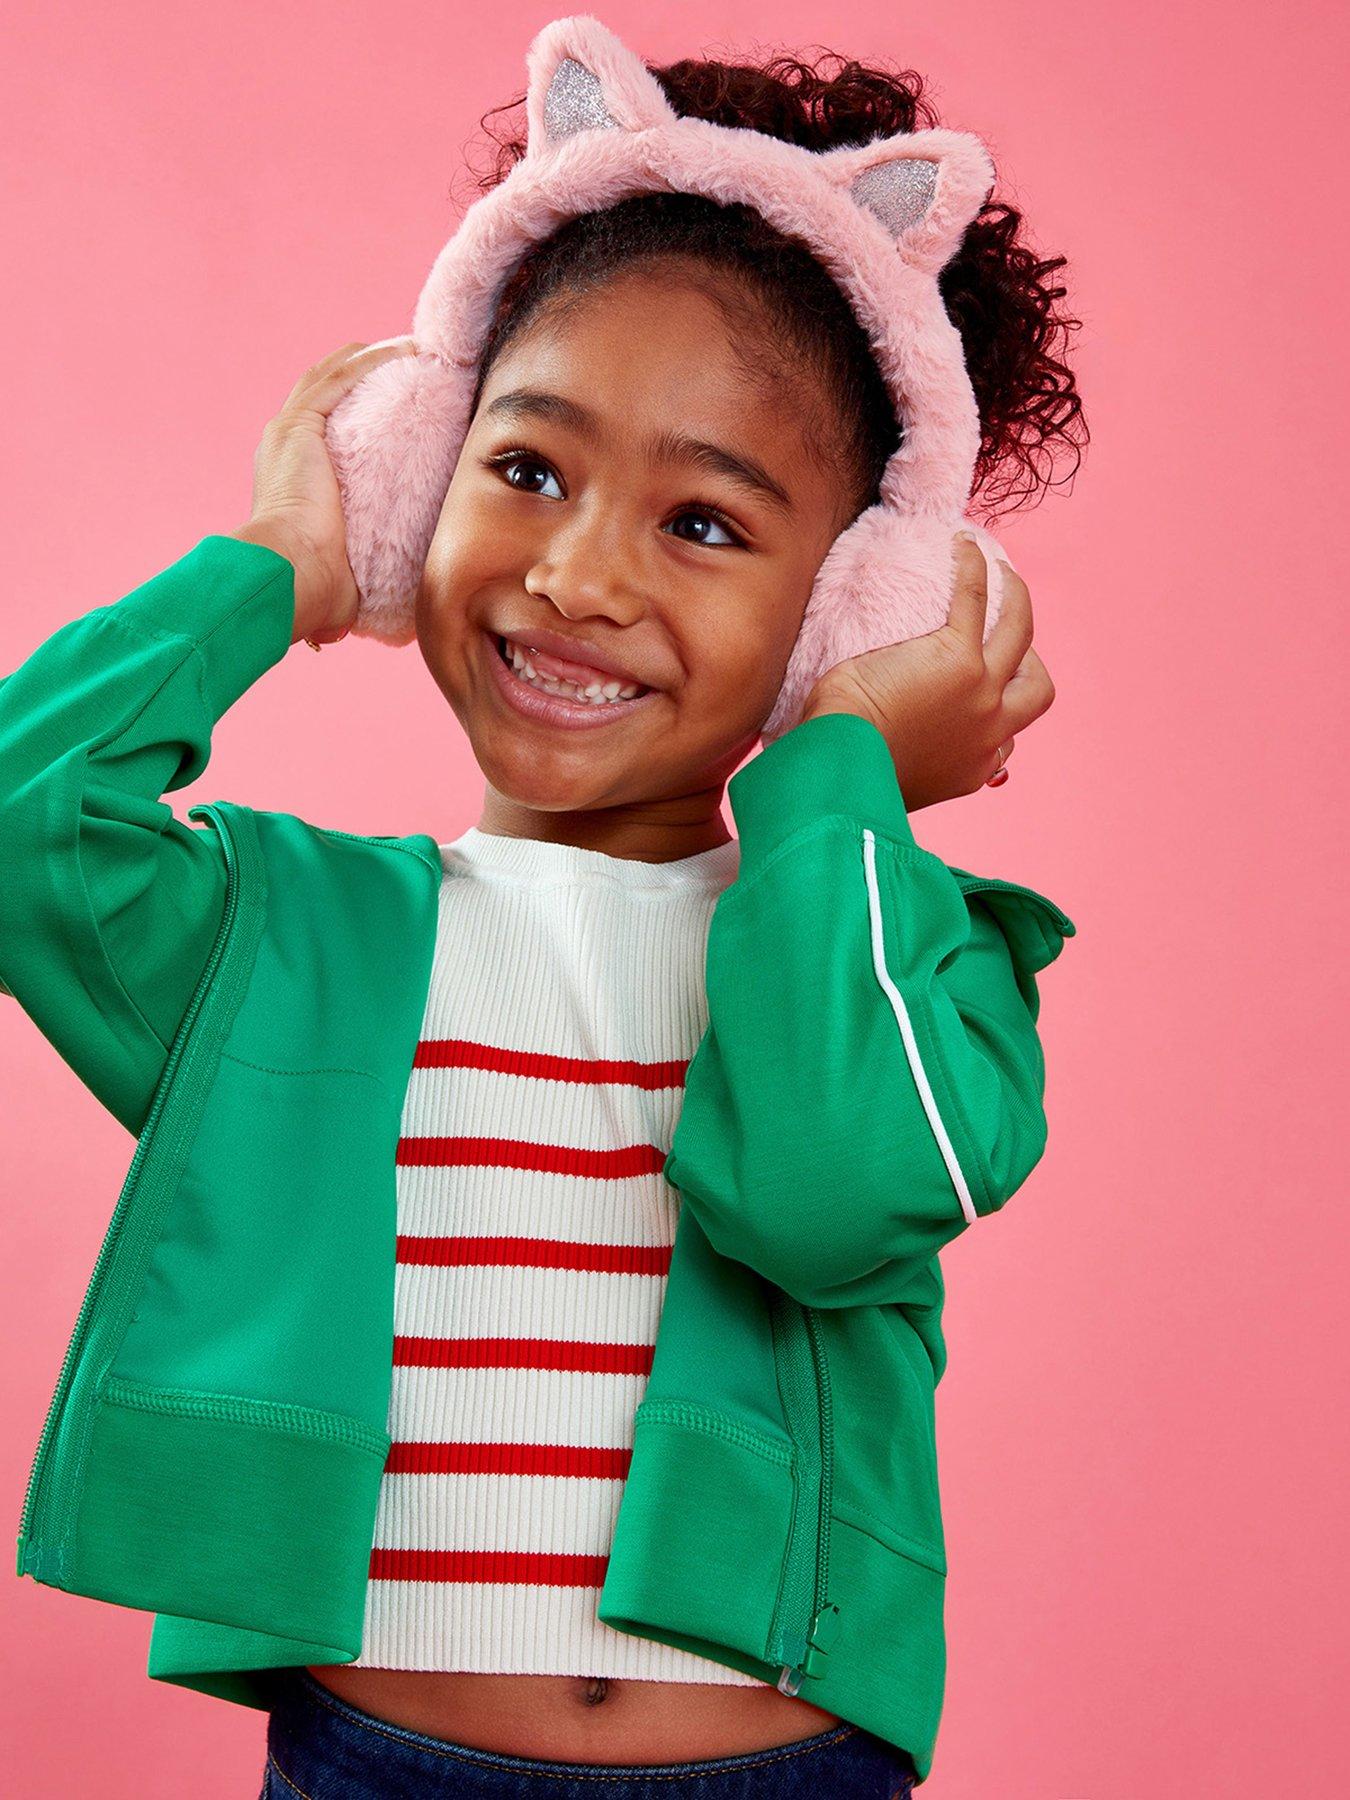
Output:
[{"xmin": 111, "ymin": 1058, "xmax": 398, "ymax": 1430}]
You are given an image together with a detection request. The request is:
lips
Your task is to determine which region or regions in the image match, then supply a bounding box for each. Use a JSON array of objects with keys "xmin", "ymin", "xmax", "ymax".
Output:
[
  {"xmin": 495, "ymin": 624, "xmax": 652, "ymax": 692},
  {"xmin": 483, "ymin": 627, "xmax": 657, "ymax": 729}
]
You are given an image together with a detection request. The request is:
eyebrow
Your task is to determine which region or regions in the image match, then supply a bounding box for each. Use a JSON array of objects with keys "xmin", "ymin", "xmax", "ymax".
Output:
[{"xmin": 483, "ymin": 387, "xmax": 796, "ymax": 518}]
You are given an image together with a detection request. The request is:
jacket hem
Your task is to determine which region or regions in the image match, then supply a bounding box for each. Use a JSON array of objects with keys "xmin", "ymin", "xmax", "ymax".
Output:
[
  {"xmin": 594, "ymin": 1408, "xmax": 945, "ymax": 1783},
  {"xmin": 26, "ymin": 1381, "xmax": 386, "ymax": 1657},
  {"xmin": 596, "ymin": 1407, "xmax": 795, "ymax": 1682},
  {"xmin": 807, "ymin": 1513, "xmax": 947, "ymax": 1785}
]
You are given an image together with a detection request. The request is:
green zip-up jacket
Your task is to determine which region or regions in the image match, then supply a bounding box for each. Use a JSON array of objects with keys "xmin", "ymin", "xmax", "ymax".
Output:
[{"xmin": 0, "ymin": 535, "xmax": 1076, "ymax": 1784}]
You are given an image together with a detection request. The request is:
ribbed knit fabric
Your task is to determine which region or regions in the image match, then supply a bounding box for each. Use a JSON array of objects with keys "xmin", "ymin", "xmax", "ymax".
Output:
[{"xmin": 349, "ymin": 824, "xmax": 765, "ymax": 1682}]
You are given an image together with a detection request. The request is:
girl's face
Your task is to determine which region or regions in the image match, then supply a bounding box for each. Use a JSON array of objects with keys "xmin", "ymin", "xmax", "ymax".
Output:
[{"xmin": 416, "ymin": 264, "xmax": 854, "ymax": 857}]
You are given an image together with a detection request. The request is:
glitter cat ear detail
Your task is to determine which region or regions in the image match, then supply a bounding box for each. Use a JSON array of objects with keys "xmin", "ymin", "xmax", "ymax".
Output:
[
  {"xmin": 537, "ymin": 57, "xmax": 622, "ymax": 141},
  {"xmin": 325, "ymin": 13, "xmax": 1013, "ymax": 744},
  {"xmin": 520, "ymin": 25, "xmax": 989, "ymax": 280}
]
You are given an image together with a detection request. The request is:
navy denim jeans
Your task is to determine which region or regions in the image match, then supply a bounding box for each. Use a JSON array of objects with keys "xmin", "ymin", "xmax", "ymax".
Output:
[{"xmin": 259, "ymin": 1670, "xmax": 918, "ymax": 1798}]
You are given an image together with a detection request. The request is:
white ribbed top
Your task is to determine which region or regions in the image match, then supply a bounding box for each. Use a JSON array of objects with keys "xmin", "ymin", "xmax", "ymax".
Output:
[{"xmin": 350, "ymin": 823, "xmax": 763, "ymax": 1683}]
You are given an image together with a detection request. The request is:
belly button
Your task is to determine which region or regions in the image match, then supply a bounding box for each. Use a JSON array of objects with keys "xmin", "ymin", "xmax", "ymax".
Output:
[{"xmin": 579, "ymin": 1675, "xmax": 611, "ymax": 1706}]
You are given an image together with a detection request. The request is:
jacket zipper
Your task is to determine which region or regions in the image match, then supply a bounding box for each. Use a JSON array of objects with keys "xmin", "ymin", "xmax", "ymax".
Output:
[
  {"xmin": 15, "ymin": 802, "xmax": 245, "ymax": 1579},
  {"xmin": 773, "ymin": 874, "xmax": 1055, "ymax": 1685},
  {"xmin": 771, "ymin": 1296, "xmax": 841, "ymax": 1696}
]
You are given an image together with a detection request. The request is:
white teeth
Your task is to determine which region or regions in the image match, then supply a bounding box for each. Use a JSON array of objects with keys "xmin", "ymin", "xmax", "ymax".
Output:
[{"xmin": 501, "ymin": 638, "xmax": 644, "ymax": 704}]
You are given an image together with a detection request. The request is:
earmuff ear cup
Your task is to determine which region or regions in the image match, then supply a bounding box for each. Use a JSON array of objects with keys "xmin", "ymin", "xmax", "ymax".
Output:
[
  {"xmin": 325, "ymin": 349, "xmax": 473, "ymax": 647},
  {"xmin": 759, "ymin": 509, "xmax": 1014, "ymax": 745}
]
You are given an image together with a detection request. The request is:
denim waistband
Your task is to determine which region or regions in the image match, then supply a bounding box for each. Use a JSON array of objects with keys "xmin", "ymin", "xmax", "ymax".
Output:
[{"xmin": 261, "ymin": 1668, "xmax": 917, "ymax": 1797}]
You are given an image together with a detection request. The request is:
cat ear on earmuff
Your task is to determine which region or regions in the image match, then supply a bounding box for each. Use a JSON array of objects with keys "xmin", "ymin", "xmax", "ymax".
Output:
[
  {"xmin": 822, "ymin": 130, "xmax": 995, "ymax": 274},
  {"xmin": 524, "ymin": 15, "xmax": 677, "ymax": 153},
  {"xmin": 540, "ymin": 57, "xmax": 620, "ymax": 142}
]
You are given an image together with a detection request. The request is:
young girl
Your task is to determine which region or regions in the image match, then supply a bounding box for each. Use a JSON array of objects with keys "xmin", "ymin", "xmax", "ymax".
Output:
[{"xmin": 5, "ymin": 20, "xmax": 1083, "ymax": 1799}]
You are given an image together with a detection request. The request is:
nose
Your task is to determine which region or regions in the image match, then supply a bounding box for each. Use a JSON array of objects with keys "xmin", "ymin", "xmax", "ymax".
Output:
[{"xmin": 523, "ymin": 502, "xmax": 646, "ymax": 626}]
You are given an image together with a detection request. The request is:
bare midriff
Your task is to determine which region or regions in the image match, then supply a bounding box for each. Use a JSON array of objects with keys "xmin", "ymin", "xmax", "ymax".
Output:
[{"xmin": 303, "ymin": 1667, "xmax": 844, "ymax": 1764}]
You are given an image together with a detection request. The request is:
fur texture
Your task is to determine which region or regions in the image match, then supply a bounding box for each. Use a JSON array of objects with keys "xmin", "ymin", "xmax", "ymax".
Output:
[{"xmin": 325, "ymin": 13, "xmax": 1012, "ymax": 743}]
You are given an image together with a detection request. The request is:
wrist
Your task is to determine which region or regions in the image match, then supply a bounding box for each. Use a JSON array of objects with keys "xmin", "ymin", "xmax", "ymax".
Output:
[
  {"xmin": 793, "ymin": 693, "xmax": 931, "ymax": 812},
  {"xmin": 799, "ymin": 698, "xmax": 860, "ymax": 725},
  {"xmin": 230, "ymin": 520, "xmax": 329, "ymax": 644},
  {"xmin": 731, "ymin": 708, "xmax": 922, "ymax": 863},
  {"xmin": 798, "ymin": 681, "xmax": 873, "ymax": 728}
]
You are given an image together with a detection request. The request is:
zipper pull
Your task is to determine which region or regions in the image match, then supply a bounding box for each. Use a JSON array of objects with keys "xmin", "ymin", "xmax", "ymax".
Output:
[
  {"xmin": 776, "ymin": 1628, "xmax": 807, "ymax": 1695},
  {"xmin": 801, "ymin": 1600, "xmax": 841, "ymax": 1676},
  {"xmin": 775, "ymin": 1602, "xmax": 841, "ymax": 1693}
]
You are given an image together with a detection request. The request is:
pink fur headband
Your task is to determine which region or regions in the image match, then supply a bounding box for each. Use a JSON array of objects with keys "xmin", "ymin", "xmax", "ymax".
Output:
[{"xmin": 327, "ymin": 12, "xmax": 1012, "ymax": 743}]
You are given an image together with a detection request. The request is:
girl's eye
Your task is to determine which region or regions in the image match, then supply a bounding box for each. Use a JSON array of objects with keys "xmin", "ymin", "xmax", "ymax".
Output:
[
  {"xmin": 482, "ymin": 450, "xmax": 746, "ymax": 549},
  {"xmin": 664, "ymin": 508, "xmax": 744, "ymax": 550},
  {"xmin": 485, "ymin": 451, "xmax": 564, "ymax": 501}
]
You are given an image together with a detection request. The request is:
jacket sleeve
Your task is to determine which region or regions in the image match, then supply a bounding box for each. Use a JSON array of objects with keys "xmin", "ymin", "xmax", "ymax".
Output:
[
  {"xmin": 0, "ymin": 535, "xmax": 297, "ymax": 1136},
  {"xmin": 663, "ymin": 710, "xmax": 1077, "ymax": 1310}
]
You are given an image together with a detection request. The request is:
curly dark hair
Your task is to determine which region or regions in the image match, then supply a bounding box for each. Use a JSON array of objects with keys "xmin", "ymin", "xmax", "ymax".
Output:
[{"xmin": 453, "ymin": 46, "xmax": 1087, "ymax": 526}]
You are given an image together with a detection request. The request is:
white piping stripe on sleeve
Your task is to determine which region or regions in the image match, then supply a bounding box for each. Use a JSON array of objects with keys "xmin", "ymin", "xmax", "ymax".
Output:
[{"xmin": 861, "ymin": 828, "xmax": 979, "ymax": 1227}]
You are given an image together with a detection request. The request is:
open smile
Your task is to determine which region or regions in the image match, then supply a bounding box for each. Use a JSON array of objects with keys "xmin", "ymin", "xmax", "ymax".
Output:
[{"xmin": 483, "ymin": 630, "xmax": 660, "ymax": 731}]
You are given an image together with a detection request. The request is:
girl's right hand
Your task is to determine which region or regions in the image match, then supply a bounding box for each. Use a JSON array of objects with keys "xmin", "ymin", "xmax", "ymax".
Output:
[
  {"xmin": 233, "ymin": 338, "xmax": 419, "ymax": 646},
  {"xmin": 799, "ymin": 532, "xmax": 1055, "ymax": 811}
]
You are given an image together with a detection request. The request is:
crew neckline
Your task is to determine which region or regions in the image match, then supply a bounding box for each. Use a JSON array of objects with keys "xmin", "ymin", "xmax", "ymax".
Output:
[{"xmin": 441, "ymin": 824, "xmax": 740, "ymax": 892}]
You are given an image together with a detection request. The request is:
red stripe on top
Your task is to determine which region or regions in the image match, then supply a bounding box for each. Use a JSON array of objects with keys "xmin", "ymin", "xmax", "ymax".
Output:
[
  {"xmin": 413, "ymin": 1038, "xmax": 687, "ymax": 1090},
  {"xmin": 384, "ymin": 1441, "xmax": 632, "ymax": 1478},
  {"xmin": 396, "ymin": 1235, "xmax": 671, "ymax": 1275},
  {"xmin": 370, "ymin": 1548, "xmax": 611, "ymax": 1586},
  {"xmin": 396, "ymin": 1137, "xmax": 666, "ymax": 1177},
  {"xmin": 394, "ymin": 1336, "xmax": 654, "ymax": 1375}
]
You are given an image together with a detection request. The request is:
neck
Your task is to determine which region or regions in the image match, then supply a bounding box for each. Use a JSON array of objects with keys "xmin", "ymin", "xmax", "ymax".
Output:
[{"xmin": 475, "ymin": 788, "xmax": 733, "ymax": 863}]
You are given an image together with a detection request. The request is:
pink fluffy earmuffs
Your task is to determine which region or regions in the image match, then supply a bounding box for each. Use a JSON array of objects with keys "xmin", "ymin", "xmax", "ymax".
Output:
[{"xmin": 326, "ymin": 12, "xmax": 1013, "ymax": 744}]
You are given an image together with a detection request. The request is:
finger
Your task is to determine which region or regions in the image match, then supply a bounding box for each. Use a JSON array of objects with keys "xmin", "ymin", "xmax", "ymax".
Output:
[
  {"xmin": 982, "ymin": 560, "xmax": 1034, "ymax": 686},
  {"xmin": 1000, "ymin": 646, "xmax": 1056, "ymax": 730},
  {"xmin": 288, "ymin": 338, "xmax": 420, "ymax": 415},
  {"xmin": 944, "ymin": 533, "xmax": 990, "ymax": 646},
  {"xmin": 283, "ymin": 342, "xmax": 365, "ymax": 401},
  {"xmin": 1005, "ymin": 643, "xmax": 1049, "ymax": 690},
  {"xmin": 978, "ymin": 734, "xmax": 1015, "ymax": 789},
  {"xmin": 296, "ymin": 338, "xmax": 416, "ymax": 388}
]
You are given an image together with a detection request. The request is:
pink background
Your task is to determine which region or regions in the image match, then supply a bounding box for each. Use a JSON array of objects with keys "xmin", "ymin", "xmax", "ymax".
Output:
[{"xmin": 2, "ymin": 2, "xmax": 1345, "ymax": 1794}]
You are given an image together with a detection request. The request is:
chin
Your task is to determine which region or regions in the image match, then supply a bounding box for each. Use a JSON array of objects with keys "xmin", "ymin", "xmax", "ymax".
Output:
[{"xmin": 473, "ymin": 732, "xmax": 620, "ymax": 811}]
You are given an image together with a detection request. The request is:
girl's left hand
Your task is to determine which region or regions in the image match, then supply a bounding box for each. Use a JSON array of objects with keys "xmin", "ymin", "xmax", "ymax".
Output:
[{"xmin": 798, "ymin": 531, "xmax": 1056, "ymax": 812}]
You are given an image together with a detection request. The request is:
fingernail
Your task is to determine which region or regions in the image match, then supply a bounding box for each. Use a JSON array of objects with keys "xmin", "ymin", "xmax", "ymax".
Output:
[{"xmin": 955, "ymin": 529, "xmax": 977, "ymax": 544}]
